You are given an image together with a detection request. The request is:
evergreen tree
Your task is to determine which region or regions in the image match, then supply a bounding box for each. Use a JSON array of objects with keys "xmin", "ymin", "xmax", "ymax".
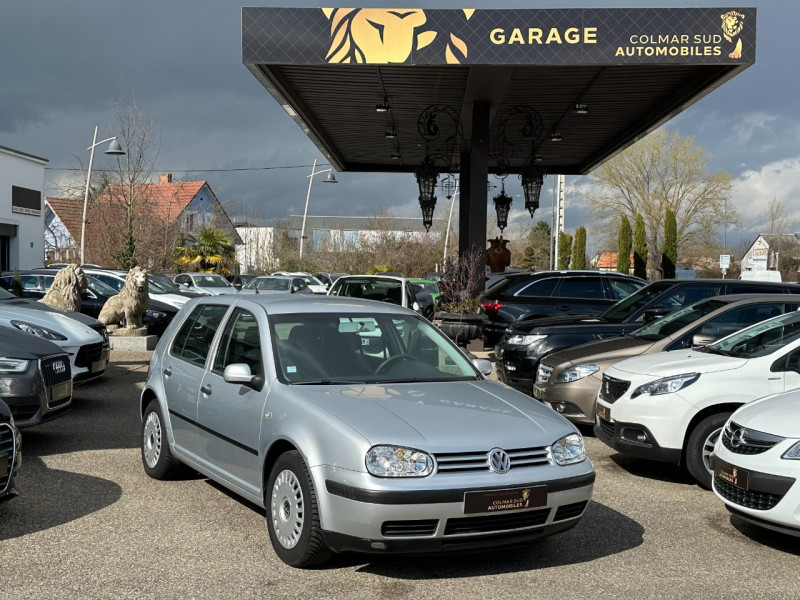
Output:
[
  {"xmin": 617, "ymin": 214, "xmax": 631, "ymax": 274},
  {"xmin": 633, "ymin": 212, "xmax": 648, "ymax": 279},
  {"xmin": 662, "ymin": 209, "xmax": 677, "ymax": 279},
  {"xmin": 557, "ymin": 232, "xmax": 573, "ymax": 270},
  {"xmin": 572, "ymin": 226, "xmax": 587, "ymax": 269},
  {"xmin": 520, "ymin": 220, "xmax": 551, "ymax": 270}
]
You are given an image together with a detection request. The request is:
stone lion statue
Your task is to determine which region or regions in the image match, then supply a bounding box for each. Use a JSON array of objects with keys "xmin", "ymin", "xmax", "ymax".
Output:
[
  {"xmin": 40, "ymin": 264, "xmax": 86, "ymax": 312},
  {"xmin": 98, "ymin": 266, "xmax": 149, "ymax": 330}
]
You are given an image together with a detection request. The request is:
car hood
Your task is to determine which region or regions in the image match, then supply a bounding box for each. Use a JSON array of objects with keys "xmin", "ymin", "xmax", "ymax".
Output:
[
  {"xmin": 610, "ymin": 349, "xmax": 747, "ymax": 377},
  {"xmin": 150, "ymin": 292, "xmax": 189, "ymax": 307},
  {"xmin": 508, "ymin": 315, "xmax": 608, "ymax": 334},
  {"xmin": 0, "ymin": 305, "xmax": 102, "ymax": 343},
  {"xmin": 0, "ymin": 326, "xmax": 67, "ymax": 358},
  {"xmin": 0, "ymin": 296, "xmax": 103, "ymax": 329},
  {"xmin": 307, "ymin": 285, "xmax": 328, "ymax": 294},
  {"xmin": 730, "ymin": 392, "xmax": 800, "ymax": 438},
  {"xmin": 548, "ymin": 336, "xmax": 655, "ymax": 367},
  {"xmin": 291, "ymin": 380, "xmax": 575, "ymax": 450}
]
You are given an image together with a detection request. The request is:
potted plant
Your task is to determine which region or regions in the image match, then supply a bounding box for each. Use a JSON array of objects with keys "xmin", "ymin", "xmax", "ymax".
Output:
[{"xmin": 436, "ymin": 248, "xmax": 488, "ymax": 347}]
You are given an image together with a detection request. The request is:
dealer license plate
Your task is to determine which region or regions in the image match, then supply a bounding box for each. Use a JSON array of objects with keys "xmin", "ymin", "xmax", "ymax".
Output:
[
  {"xmin": 596, "ymin": 403, "xmax": 611, "ymax": 422},
  {"xmin": 50, "ymin": 381, "xmax": 71, "ymax": 402},
  {"xmin": 714, "ymin": 459, "xmax": 749, "ymax": 490},
  {"xmin": 464, "ymin": 485, "xmax": 546, "ymax": 514},
  {"xmin": 91, "ymin": 359, "xmax": 107, "ymax": 373},
  {"xmin": 532, "ymin": 386, "xmax": 543, "ymax": 400}
]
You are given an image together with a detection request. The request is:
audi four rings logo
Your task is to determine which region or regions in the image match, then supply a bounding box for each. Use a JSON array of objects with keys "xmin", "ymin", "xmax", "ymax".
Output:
[
  {"xmin": 52, "ymin": 360, "xmax": 66, "ymax": 374},
  {"xmin": 488, "ymin": 448, "xmax": 511, "ymax": 473}
]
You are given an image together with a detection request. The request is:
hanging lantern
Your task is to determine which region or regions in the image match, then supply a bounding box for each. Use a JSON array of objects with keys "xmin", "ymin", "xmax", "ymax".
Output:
[
  {"xmin": 492, "ymin": 184, "xmax": 513, "ymax": 232},
  {"xmin": 520, "ymin": 165, "xmax": 545, "ymax": 217},
  {"xmin": 415, "ymin": 155, "xmax": 439, "ymax": 231}
]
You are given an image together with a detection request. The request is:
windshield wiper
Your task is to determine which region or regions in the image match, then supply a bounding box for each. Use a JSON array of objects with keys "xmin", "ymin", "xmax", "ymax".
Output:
[{"xmin": 292, "ymin": 379, "xmax": 368, "ymax": 385}]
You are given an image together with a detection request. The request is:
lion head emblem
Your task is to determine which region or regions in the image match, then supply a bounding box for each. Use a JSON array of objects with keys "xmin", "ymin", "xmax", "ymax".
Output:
[
  {"xmin": 721, "ymin": 11, "xmax": 744, "ymax": 59},
  {"xmin": 40, "ymin": 264, "xmax": 86, "ymax": 313},
  {"xmin": 98, "ymin": 266, "xmax": 149, "ymax": 330}
]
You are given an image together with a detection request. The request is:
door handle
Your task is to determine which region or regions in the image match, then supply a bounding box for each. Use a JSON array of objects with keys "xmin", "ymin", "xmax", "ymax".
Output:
[
  {"xmin": 557, "ymin": 305, "xmax": 570, "ymax": 311},
  {"xmin": 163, "ymin": 367, "xmax": 172, "ymax": 377},
  {"xmin": 200, "ymin": 385, "xmax": 212, "ymax": 395}
]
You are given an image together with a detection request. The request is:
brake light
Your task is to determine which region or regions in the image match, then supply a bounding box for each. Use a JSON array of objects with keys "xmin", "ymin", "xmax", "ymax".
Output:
[{"xmin": 480, "ymin": 300, "xmax": 503, "ymax": 316}]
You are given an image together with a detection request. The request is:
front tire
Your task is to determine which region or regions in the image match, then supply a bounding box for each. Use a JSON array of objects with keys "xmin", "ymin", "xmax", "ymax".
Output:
[
  {"xmin": 141, "ymin": 399, "xmax": 184, "ymax": 480},
  {"xmin": 686, "ymin": 412, "xmax": 731, "ymax": 489},
  {"xmin": 266, "ymin": 451, "xmax": 332, "ymax": 568}
]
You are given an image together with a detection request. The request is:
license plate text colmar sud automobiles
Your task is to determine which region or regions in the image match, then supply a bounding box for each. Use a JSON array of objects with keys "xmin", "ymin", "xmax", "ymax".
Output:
[
  {"xmin": 596, "ymin": 403, "xmax": 610, "ymax": 422},
  {"xmin": 714, "ymin": 459, "xmax": 750, "ymax": 490},
  {"xmin": 464, "ymin": 486, "xmax": 546, "ymax": 514}
]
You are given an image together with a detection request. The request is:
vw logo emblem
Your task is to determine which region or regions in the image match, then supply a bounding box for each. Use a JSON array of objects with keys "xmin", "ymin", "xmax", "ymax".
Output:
[{"xmin": 488, "ymin": 448, "xmax": 511, "ymax": 474}]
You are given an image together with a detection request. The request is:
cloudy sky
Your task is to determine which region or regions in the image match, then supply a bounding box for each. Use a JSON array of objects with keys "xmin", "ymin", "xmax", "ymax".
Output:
[{"xmin": 3, "ymin": 1, "xmax": 798, "ymax": 255}]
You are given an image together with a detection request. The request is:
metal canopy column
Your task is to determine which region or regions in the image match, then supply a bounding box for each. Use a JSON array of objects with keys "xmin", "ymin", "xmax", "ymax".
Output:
[{"xmin": 459, "ymin": 101, "xmax": 489, "ymax": 271}]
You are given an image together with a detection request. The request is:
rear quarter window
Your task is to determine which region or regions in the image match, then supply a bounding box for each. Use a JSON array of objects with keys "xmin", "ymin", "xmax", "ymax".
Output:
[
  {"xmin": 553, "ymin": 278, "xmax": 607, "ymax": 299},
  {"xmin": 508, "ymin": 278, "xmax": 559, "ymax": 297}
]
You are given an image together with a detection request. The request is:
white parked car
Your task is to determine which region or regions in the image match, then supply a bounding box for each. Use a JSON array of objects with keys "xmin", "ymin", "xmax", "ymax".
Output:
[
  {"xmin": 82, "ymin": 268, "xmax": 191, "ymax": 310},
  {"xmin": 173, "ymin": 273, "xmax": 235, "ymax": 296},
  {"xmin": 595, "ymin": 311, "xmax": 800, "ymax": 487},
  {"xmin": 712, "ymin": 391, "xmax": 800, "ymax": 538},
  {"xmin": 0, "ymin": 305, "xmax": 109, "ymax": 384},
  {"xmin": 271, "ymin": 272, "xmax": 327, "ymax": 294}
]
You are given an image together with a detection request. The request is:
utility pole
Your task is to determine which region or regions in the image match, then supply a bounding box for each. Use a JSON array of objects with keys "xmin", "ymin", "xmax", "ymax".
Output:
[{"xmin": 552, "ymin": 174, "xmax": 565, "ymax": 269}]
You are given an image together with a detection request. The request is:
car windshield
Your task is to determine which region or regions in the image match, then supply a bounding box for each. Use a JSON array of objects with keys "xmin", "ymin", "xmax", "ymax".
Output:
[
  {"xmin": 332, "ymin": 279, "xmax": 403, "ymax": 304},
  {"xmin": 85, "ymin": 276, "xmax": 118, "ymax": 296},
  {"xmin": 600, "ymin": 281, "xmax": 676, "ymax": 323},
  {"xmin": 269, "ymin": 313, "xmax": 479, "ymax": 385},
  {"xmin": 417, "ymin": 281, "xmax": 439, "ymax": 294},
  {"xmin": 0, "ymin": 287, "xmax": 17, "ymax": 300},
  {"xmin": 149, "ymin": 275, "xmax": 181, "ymax": 293},
  {"xmin": 192, "ymin": 275, "xmax": 231, "ymax": 287},
  {"xmin": 702, "ymin": 311, "xmax": 800, "ymax": 358},
  {"xmin": 247, "ymin": 277, "xmax": 290, "ymax": 291},
  {"xmin": 632, "ymin": 299, "xmax": 726, "ymax": 341}
]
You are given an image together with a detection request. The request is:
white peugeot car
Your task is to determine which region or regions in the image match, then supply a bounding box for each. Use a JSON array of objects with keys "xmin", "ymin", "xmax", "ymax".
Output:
[
  {"xmin": 595, "ymin": 311, "xmax": 800, "ymax": 488},
  {"xmin": 712, "ymin": 391, "xmax": 800, "ymax": 538},
  {"xmin": 0, "ymin": 305, "xmax": 109, "ymax": 383}
]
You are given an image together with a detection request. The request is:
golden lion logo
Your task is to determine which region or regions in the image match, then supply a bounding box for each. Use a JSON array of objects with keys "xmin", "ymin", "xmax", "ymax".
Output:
[
  {"xmin": 721, "ymin": 10, "xmax": 744, "ymax": 59},
  {"xmin": 323, "ymin": 8, "xmax": 472, "ymax": 64}
]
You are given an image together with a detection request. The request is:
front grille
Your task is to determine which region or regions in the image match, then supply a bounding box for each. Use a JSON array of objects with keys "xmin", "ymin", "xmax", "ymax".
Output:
[
  {"xmin": 40, "ymin": 355, "xmax": 72, "ymax": 386},
  {"xmin": 537, "ymin": 363, "xmax": 553, "ymax": 384},
  {"xmin": 714, "ymin": 476, "xmax": 785, "ymax": 511},
  {"xmin": 598, "ymin": 417, "xmax": 616, "ymax": 439},
  {"xmin": 721, "ymin": 421, "xmax": 784, "ymax": 455},
  {"xmin": 444, "ymin": 507, "xmax": 550, "ymax": 535},
  {"xmin": 381, "ymin": 519, "xmax": 438, "ymax": 537},
  {"xmin": 434, "ymin": 446, "xmax": 550, "ymax": 473},
  {"xmin": 554, "ymin": 501, "xmax": 589, "ymax": 521},
  {"xmin": 599, "ymin": 374, "xmax": 630, "ymax": 403},
  {"xmin": 75, "ymin": 342, "xmax": 104, "ymax": 368},
  {"xmin": 0, "ymin": 423, "xmax": 15, "ymax": 494}
]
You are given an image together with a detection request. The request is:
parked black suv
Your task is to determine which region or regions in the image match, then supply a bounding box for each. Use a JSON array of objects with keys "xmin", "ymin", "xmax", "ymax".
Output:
[
  {"xmin": 480, "ymin": 270, "xmax": 646, "ymax": 346},
  {"xmin": 496, "ymin": 278, "xmax": 800, "ymax": 394}
]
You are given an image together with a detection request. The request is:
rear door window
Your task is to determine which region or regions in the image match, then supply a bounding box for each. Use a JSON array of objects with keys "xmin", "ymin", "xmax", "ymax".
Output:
[{"xmin": 553, "ymin": 277, "xmax": 607, "ymax": 299}]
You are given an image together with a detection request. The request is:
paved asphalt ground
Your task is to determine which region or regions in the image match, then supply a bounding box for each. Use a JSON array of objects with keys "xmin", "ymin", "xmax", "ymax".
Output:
[{"xmin": 1, "ymin": 351, "xmax": 799, "ymax": 600}]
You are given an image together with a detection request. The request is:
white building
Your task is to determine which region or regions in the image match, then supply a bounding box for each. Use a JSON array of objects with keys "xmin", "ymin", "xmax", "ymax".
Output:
[
  {"xmin": 0, "ymin": 144, "xmax": 48, "ymax": 269},
  {"xmin": 741, "ymin": 234, "xmax": 797, "ymax": 273}
]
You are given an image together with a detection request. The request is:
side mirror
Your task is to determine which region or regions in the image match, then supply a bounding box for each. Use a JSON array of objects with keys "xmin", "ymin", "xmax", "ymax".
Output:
[
  {"xmin": 291, "ymin": 286, "xmax": 300, "ymax": 293},
  {"xmin": 233, "ymin": 283, "xmax": 242, "ymax": 290},
  {"xmin": 692, "ymin": 333, "xmax": 716, "ymax": 347},
  {"xmin": 412, "ymin": 301, "xmax": 420, "ymax": 312},
  {"xmin": 643, "ymin": 306, "xmax": 670, "ymax": 323},
  {"xmin": 472, "ymin": 358, "xmax": 493, "ymax": 376},
  {"xmin": 223, "ymin": 363, "xmax": 262, "ymax": 390}
]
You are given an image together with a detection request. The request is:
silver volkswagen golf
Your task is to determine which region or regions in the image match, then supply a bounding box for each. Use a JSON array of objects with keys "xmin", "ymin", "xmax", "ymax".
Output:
[{"xmin": 140, "ymin": 295, "xmax": 594, "ymax": 567}]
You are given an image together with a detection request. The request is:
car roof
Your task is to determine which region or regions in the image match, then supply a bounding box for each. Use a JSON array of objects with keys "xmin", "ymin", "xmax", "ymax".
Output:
[
  {"xmin": 335, "ymin": 275, "xmax": 407, "ymax": 283},
  {"xmin": 186, "ymin": 293, "xmax": 418, "ymax": 316}
]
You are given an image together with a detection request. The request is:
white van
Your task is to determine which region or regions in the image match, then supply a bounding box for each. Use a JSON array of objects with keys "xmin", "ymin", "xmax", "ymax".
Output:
[{"xmin": 739, "ymin": 270, "xmax": 782, "ymax": 282}]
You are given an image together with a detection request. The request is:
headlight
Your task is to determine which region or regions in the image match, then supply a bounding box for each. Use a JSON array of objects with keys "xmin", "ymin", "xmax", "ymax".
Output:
[
  {"xmin": 0, "ymin": 358, "xmax": 30, "ymax": 373},
  {"xmin": 145, "ymin": 310, "xmax": 168, "ymax": 319},
  {"xmin": 782, "ymin": 441, "xmax": 800, "ymax": 460},
  {"xmin": 556, "ymin": 363, "xmax": 599, "ymax": 383},
  {"xmin": 506, "ymin": 333, "xmax": 547, "ymax": 345},
  {"xmin": 551, "ymin": 433, "xmax": 586, "ymax": 466},
  {"xmin": 11, "ymin": 320, "xmax": 68, "ymax": 341},
  {"xmin": 631, "ymin": 373, "xmax": 699, "ymax": 398},
  {"xmin": 366, "ymin": 445, "xmax": 433, "ymax": 477}
]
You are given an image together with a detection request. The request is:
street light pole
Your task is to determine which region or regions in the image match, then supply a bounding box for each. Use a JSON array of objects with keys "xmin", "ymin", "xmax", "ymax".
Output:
[
  {"xmin": 443, "ymin": 179, "xmax": 459, "ymax": 264},
  {"xmin": 80, "ymin": 125, "xmax": 125, "ymax": 264},
  {"xmin": 299, "ymin": 158, "xmax": 337, "ymax": 260}
]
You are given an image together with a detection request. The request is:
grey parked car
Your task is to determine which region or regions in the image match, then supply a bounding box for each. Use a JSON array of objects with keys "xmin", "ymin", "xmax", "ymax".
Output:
[{"xmin": 140, "ymin": 295, "xmax": 594, "ymax": 567}]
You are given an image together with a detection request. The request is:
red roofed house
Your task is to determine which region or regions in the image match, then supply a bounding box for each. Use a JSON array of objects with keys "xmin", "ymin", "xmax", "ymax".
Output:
[
  {"xmin": 589, "ymin": 251, "xmax": 633, "ymax": 273},
  {"xmin": 44, "ymin": 174, "xmax": 240, "ymax": 270}
]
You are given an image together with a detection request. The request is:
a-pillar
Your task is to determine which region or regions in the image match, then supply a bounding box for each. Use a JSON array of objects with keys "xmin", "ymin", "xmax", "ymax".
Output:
[{"xmin": 459, "ymin": 101, "xmax": 489, "ymax": 291}]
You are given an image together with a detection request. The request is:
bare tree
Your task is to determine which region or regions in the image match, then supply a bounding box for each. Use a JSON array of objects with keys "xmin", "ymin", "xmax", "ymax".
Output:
[{"xmin": 582, "ymin": 129, "xmax": 736, "ymax": 278}]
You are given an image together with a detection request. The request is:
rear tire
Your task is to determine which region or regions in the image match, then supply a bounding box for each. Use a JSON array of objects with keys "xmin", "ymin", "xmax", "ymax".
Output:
[
  {"xmin": 266, "ymin": 451, "xmax": 332, "ymax": 568},
  {"xmin": 141, "ymin": 399, "xmax": 184, "ymax": 480},
  {"xmin": 686, "ymin": 412, "xmax": 731, "ymax": 489}
]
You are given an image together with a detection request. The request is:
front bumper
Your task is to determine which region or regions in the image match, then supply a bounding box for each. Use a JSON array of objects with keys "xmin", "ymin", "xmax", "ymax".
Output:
[
  {"xmin": 313, "ymin": 464, "xmax": 595, "ymax": 555},
  {"xmin": 73, "ymin": 344, "xmax": 110, "ymax": 385},
  {"xmin": 594, "ymin": 414, "xmax": 682, "ymax": 464},
  {"xmin": 0, "ymin": 366, "xmax": 72, "ymax": 428},
  {"xmin": 535, "ymin": 373, "xmax": 603, "ymax": 426},
  {"xmin": 712, "ymin": 444, "xmax": 800, "ymax": 537}
]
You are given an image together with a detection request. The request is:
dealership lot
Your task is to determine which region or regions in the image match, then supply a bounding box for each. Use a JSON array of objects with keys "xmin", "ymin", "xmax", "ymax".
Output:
[{"xmin": 1, "ymin": 351, "xmax": 798, "ymax": 600}]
